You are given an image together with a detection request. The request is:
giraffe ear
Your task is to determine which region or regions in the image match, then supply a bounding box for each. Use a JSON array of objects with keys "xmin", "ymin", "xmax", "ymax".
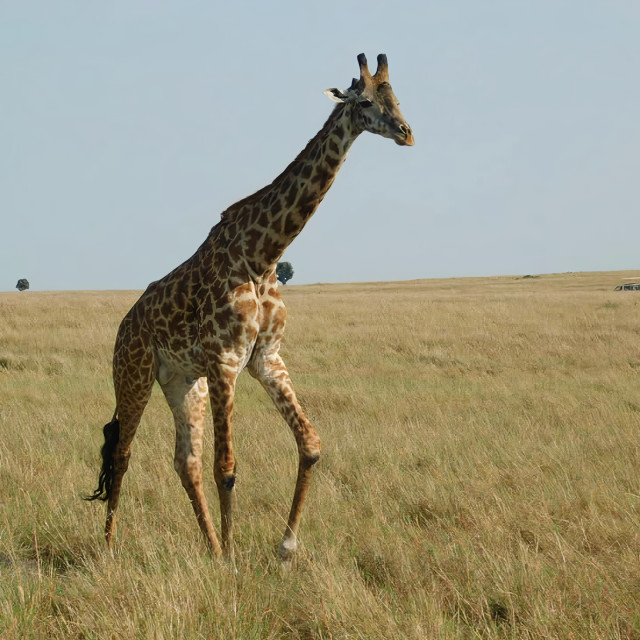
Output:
[{"xmin": 324, "ymin": 88, "xmax": 348, "ymax": 103}]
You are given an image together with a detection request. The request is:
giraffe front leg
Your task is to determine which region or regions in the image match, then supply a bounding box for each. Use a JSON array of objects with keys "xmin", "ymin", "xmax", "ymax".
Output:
[
  {"xmin": 248, "ymin": 352, "xmax": 321, "ymax": 563},
  {"xmin": 208, "ymin": 368, "xmax": 238, "ymax": 559},
  {"xmin": 160, "ymin": 373, "xmax": 223, "ymax": 557}
]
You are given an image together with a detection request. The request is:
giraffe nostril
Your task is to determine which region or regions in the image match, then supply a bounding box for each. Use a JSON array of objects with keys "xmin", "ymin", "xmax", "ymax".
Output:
[{"xmin": 396, "ymin": 123, "xmax": 414, "ymax": 146}]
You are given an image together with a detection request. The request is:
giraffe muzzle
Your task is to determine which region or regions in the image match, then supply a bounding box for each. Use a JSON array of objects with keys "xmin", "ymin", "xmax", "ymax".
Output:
[{"xmin": 395, "ymin": 124, "xmax": 415, "ymax": 146}]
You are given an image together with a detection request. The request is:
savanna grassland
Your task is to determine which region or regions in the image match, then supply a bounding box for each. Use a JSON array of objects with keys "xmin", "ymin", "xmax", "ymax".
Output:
[{"xmin": 1, "ymin": 271, "xmax": 639, "ymax": 639}]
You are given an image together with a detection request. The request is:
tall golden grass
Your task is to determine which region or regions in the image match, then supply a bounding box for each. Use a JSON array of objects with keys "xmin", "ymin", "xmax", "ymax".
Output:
[{"xmin": 1, "ymin": 271, "xmax": 639, "ymax": 639}]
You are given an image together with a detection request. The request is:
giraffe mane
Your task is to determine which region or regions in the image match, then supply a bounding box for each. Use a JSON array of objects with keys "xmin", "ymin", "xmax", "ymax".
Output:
[{"xmin": 216, "ymin": 103, "xmax": 346, "ymax": 228}]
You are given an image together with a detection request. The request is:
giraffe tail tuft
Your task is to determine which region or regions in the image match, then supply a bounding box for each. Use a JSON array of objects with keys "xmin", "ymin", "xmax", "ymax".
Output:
[{"xmin": 84, "ymin": 414, "xmax": 120, "ymax": 502}]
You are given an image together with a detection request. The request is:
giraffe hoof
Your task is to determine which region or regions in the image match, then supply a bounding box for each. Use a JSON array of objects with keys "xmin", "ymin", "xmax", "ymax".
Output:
[
  {"xmin": 278, "ymin": 538, "xmax": 297, "ymax": 562},
  {"xmin": 280, "ymin": 557, "xmax": 294, "ymax": 572},
  {"xmin": 277, "ymin": 544, "xmax": 295, "ymax": 572}
]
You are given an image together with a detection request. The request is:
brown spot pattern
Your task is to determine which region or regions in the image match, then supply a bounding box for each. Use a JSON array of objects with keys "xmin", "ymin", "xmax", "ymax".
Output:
[{"xmin": 94, "ymin": 58, "xmax": 412, "ymax": 561}]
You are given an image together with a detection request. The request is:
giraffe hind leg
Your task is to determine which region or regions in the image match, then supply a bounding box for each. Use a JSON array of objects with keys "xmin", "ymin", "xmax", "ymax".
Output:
[
  {"xmin": 99, "ymin": 342, "xmax": 156, "ymax": 548},
  {"xmin": 85, "ymin": 399, "xmax": 151, "ymax": 548},
  {"xmin": 101, "ymin": 396, "xmax": 153, "ymax": 547}
]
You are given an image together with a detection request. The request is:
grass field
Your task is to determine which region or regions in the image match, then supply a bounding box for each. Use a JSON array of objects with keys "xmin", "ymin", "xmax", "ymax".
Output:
[{"xmin": 1, "ymin": 271, "xmax": 639, "ymax": 639}]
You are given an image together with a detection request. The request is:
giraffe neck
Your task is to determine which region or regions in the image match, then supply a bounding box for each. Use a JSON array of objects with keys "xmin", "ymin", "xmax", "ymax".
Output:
[{"xmin": 217, "ymin": 103, "xmax": 360, "ymax": 279}]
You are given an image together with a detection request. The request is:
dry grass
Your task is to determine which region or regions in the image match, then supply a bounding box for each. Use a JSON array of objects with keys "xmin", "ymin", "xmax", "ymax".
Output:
[{"xmin": 1, "ymin": 271, "xmax": 639, "ymax": 639}]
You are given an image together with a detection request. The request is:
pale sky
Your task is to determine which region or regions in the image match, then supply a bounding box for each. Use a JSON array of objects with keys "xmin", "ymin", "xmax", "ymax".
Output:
[{"xmin": 2, "ymin": 1, "xmax": 639, "ymax": 291}]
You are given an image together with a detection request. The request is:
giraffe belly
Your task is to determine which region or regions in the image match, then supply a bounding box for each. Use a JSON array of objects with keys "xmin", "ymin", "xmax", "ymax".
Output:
[
  {"xmin": 155, "ymin": 329, "xmax": 259, "ymax": 381},
  {"xmin": 156, "ymin": 344, "xmax": 207, "ymax": 380}
]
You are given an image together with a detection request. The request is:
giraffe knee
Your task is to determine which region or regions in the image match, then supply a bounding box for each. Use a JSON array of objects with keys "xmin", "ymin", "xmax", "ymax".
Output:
[
  {"xmin": 300, "ymin": 433, "xmax": 321, "ymax": 467},
  {"xmin": 215, "ymin": 470, "xmax": 236, "ymax": 491},
  {"xmin": 214, "ymin": 462, "xmax": 237, "ymax": 491},
  {"xmin": 221, "ymin": 475, "xmax": 236, "ymax": 490},
  {"xmin": 174, "ymin": 454, "xmax": 201, "ymax": 486},
  {"xmin": 302, "ymin": 450, "xmax": 320, "ymax": 468}
]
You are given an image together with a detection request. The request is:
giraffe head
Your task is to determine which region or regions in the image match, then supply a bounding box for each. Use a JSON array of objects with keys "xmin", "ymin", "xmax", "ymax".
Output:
[{"xmin": 324, "ymin": 53, "xmax": 414, "ymax": 146}]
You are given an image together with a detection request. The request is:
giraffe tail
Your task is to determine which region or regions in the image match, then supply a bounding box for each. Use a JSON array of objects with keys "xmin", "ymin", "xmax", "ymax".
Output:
[{"xmin": 84, "ymin": 411, "xmax": 120, "ymax": 502}]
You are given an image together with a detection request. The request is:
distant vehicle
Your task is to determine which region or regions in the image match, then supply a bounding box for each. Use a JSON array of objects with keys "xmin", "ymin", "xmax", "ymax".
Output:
[{"xmin": 614, "ymin": 278, "xmax": 640, "ymax": 291}]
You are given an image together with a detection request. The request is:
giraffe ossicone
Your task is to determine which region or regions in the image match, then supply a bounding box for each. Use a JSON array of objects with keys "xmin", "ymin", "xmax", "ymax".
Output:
[{"xmin": 85, "ymin": 53, "xmax": 413, "ymax": 562}]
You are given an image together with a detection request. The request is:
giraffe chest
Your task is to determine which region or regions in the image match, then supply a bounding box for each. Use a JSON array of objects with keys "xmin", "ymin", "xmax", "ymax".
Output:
[
  {"xmin": 152, "ymin": 281, "xmax": 283, "ymax": 379},
  {"xmin": 183, "ymin": 284, "xmax": 263, "ymax": 373}
]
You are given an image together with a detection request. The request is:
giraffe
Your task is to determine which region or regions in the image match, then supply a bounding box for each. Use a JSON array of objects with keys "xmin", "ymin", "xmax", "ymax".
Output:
[{"xmin": 85, "ymin": 53, "xmax": 414, "ymax": 562}]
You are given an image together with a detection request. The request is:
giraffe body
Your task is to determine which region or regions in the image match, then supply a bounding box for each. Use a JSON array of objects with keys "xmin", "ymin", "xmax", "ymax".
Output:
[{"xmin": 86, "ymin": 53, "xmax": 413, "ymax": 561}]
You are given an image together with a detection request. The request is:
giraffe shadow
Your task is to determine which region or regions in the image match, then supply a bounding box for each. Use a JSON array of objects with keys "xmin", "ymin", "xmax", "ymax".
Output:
[{"xmin": 2, "ymin": 533, "xmax": 102, "ymax": 577}]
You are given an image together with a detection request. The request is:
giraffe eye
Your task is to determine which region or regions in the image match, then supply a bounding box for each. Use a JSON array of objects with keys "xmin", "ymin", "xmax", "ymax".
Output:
[{"xmin": 359, "ymin": 99, "xmax": 373, "ymax": 108}]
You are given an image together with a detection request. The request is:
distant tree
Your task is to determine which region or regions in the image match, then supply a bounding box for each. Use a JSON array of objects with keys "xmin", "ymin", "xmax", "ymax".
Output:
[
  {"xmin": 16, "ymin": 278, "xmax": 29, "ymax": 292},
  {"xmin": 276, "ymin": 261, "xmax": 294, "ymax": 285}
]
